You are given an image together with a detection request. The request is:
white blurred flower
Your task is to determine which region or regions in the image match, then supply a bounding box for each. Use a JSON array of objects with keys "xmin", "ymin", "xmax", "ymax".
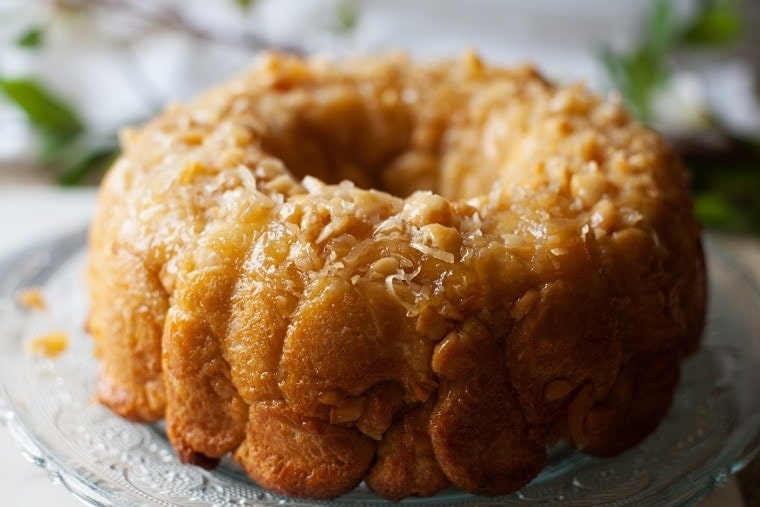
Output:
[
  {"xmin": 650, "ymin": 71, "xmax": 712, "ymax": 135},
  {"xmin": 703, "ymin": 61, "xmax": 760, "ymax": 136}
]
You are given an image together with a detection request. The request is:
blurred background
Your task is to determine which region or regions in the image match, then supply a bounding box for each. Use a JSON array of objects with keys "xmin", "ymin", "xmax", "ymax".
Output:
[{"xmin": 1, "ymin": 0, "xmax": 759, "ymax": 233}]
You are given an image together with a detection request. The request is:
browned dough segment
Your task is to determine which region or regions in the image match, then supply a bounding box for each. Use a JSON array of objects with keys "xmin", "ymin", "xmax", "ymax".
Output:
[
  {"xmin": 366, "ymin": 401, "xmax": 450, "ymax": 501},
  {"xmin": 430, "ymin": 319, "xmax": 546, "ymax": 495},
  {"xmin": 234, "ymin": 401, "xmax": 376, "ymax": 499}
]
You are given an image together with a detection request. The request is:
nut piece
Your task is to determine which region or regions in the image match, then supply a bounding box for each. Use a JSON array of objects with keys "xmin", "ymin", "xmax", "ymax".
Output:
[
  {"xmin": 415, "ymin": 306, "xmax": 451, "ymax": 342},
  {"xmin": 431, "ymin": 330, "xmax": 476, "ymax": 378},
  {"xmin": 570, "ymin": 172, "xmax": 606, "ymax": 208},
  {"xmin": 544, "ymin": 379, "xmax": 574, "ymax": 401},
  {"xmin": 403, "ymin": 192, "xmax": 455, "ymax": 227}
]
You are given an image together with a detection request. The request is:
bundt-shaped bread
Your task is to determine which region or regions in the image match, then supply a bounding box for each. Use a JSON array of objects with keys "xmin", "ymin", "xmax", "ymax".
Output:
[{"xmin": 87, "ymin": 52, "xmax": 706, "ymax": 500}]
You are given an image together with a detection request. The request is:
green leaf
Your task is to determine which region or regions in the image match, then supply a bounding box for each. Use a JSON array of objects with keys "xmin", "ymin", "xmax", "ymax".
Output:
[
  {"xmin": 234, "ymin": 0, "xmax": 256, "ymax": 10},
  {"xmin": 686, "ymin": 139, "xmax": 760, "ymax": 234},
  {"xmin": 682, "ymin": 0, "xmax": 744, "ymax": 46},
  {"xmin": 38, "ymin": 130, "xmax": 78, "ymax": 163},
  {"xmin": 694, "ymin": 192, "xmax": 760, "ymax": 233},
  {"xmin": 599, "ymin": 46, "xmax": 668, "ymax": 123},
  {"xmin": 600, "ymin": 49, "xmax": 640, "ymax": 118},
  {"xmin": 16, "ymin": 26, "xmax": 44, "ymax": 48},
  {"xmin": 598, "ymin": 0, "xmax": 678, "ymax": 123},
  {"xmin": 0, "ymin": 78, "xmax": 83, "ymax": 137},
  {"xmin": 335, "ymin": 0, "xmax": 358, "ymax": 32},
  {"xmin": 645, "ymin": 0, "xmax": 679, "ymax": 55},
  {"xmin": 58, "ymin": 146, "xmax": 120, "ymax": 186}
]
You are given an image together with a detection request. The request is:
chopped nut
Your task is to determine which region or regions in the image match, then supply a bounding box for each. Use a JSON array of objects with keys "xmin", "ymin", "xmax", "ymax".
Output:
[
  {"xmin": 178, "ymin": 159, "xmax": 206, "ymax": 184},
  {"xmin": 510, "ymin": 290, "xmax": 538, "ymax": 320},
  {"xmin": 415, "ymin": 306, "xmax": 451, "ymax": 341},
  {"xmin": 590, "ymin": 198, "xmax": 618, "ymax": 232},
  {"xmin": 355, "ymin": 383, "xmax": 405, "ymax": 440},
  {"xmin": 438, "ymin": 300, "xmax": 464, "ymax": 321},
  {"xmin": 570, "ymin": 172, "xmax": 606, "ymax": 208},
  {"xmin": 421, "ymin": 223, "xmax": 461, "ymax": 255},
  {"xmin": 403, "ymin": 192, "xmax": 455, "ymax": 227},
  {"xmin": 432, "ymin": 330, "xmax": 476, "ymax": 378},
  {"xmin": 329, "ymin": 396, "xmax": 367, "ymax": 424},
  {"xmin": 370, "ymin": 257, "xmax": 400, "ymax": 277},
  {"xmin": 544, "ymin": 379, "xmax": 573, "ymax": 401}
]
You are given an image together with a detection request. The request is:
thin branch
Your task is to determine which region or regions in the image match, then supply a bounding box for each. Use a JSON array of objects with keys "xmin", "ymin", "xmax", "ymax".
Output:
[{"xmin": 52, "ymin": 0, "xmax": 305, "ymax": 54}]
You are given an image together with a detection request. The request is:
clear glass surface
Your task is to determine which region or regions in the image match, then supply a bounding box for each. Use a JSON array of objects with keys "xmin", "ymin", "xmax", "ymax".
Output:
[{"xmin": 1, "ymin": 229, "xmax": 758, "ymax": 506}]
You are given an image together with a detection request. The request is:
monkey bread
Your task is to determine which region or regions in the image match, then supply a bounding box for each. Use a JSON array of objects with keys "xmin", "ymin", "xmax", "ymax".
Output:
[{"xmin": 86, "ymin": 52, "xmax": 706, "ymax": 500}]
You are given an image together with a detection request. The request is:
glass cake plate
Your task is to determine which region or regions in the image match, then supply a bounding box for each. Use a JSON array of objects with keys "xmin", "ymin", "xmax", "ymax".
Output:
[{"xmin": 0, "ymin": 228, "xmax": 759, "ymax": 506}]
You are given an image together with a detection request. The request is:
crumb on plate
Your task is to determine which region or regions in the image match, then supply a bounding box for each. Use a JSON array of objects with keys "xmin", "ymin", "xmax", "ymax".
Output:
[
  {"xmin": 18, "ymin": 287, "xmax": 47, "ymax": 310},
  {"xmin": 28, "ymin": 331, "xmax": 69, "ymax": 357}
]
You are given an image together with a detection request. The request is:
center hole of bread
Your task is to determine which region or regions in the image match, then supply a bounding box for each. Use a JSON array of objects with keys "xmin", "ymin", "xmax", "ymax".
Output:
[
  {"xmin": 260, "ymin": 130, "xmax": 436, "ymax": 199},
  {"xmin": 254, "ymin": 84, "xmax": 503, "ymax": 202},
  {"xmin": 255, "ymin": 90, "xmax": 449, "ymax": 199}
]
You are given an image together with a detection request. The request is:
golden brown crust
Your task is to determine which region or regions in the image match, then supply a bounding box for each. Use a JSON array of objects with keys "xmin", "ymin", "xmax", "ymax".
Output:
[
  {"xmin": 574, "ymin": 354, "xmax": 682, "ymax": 456},
  {"xmin": 234, "ymin": 402, "xmax": 376, "ymax": 499},
  {"xmin": 163, "ymin": 307, "xmax": 248, "ymax": 461},
  {"xmin": 89, "ymin": 247, "xmax": 167, "ymax": 421},
  {"xmin": 366, "ymin": 401, "xmax": 450, "ymax": 500},
  {"xmin": 87, "ymin": 51, "xmax": 706, "ymax": 500},
  {"xmin": 430, "ymin": 319, "xmax": 547, "ymax": 495},
  {"xmin": 506, "ymin": 279, "xmax": 622, "ymax": 430}
]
